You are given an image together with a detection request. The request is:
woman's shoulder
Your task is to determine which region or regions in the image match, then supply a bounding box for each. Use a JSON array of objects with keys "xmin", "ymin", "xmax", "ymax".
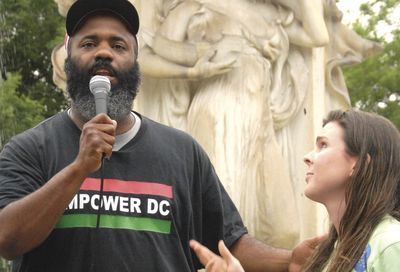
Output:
[
  {"xmin": 371, "ymin": 215, "xmax": 400, "ymax": 240},
  {"xmin": 365, "ymin": 215, "xmax": 400, "ymax": 271},
  {"xmin": 367, "ymin": 215, "xmax": 400, "ymax": 257}
]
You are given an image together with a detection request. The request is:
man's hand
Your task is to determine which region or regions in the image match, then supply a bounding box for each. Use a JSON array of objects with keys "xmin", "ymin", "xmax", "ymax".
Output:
[
  {"xmin": 190, "ymin": 240, "xmax": 244, "ymax": 272},
  {"xmin": 75, "ymin": 113, "xmax": 117, "ymax": 173},
  {"xmin": 288, "ymin": 234, "xmax": 328, "ymax": 272}
]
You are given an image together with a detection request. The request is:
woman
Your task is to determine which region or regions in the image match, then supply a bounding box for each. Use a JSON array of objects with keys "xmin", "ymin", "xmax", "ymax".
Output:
[{"xmin": 191, "ymin": 109, "xmax": 400, "ymax": 271}]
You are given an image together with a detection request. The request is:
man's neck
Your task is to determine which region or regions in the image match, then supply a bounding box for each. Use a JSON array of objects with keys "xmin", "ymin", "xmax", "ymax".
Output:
[{"xmin": 69, "ymin": 107, "xmax": 135, "ymax": 135}]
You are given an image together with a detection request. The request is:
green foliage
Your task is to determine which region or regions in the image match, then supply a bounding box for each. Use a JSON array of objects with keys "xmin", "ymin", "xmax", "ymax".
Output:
[
  {"xmin": 0, "ymin": 72, "xmax": 45, "ymax": 149},
  {"xmin": 0, "ymin": 0, "xmax": 67, "ymax": 117},
  {"xmin": 0, "ymin": 257, "xmax": 10, "ymax": 272},
  {"xmin": 357, "ymin": 0, "xmax": 398, "ymax": 40},
  {"xmin": 343, "ymin": 1, "xmax": 400, "ymax": 129}
]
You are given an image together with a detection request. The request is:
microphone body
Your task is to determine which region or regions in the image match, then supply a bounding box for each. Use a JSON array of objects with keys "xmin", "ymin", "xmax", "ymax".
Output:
[{"xmin": 89, "ymin": 75, "xmax": 111, "ymax": 115}]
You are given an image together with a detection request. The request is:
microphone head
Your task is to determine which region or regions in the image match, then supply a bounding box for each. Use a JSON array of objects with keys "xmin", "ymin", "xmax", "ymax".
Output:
[{"xmin": 89, "ymin": 75, "xmax": 111, "ymax": 95}]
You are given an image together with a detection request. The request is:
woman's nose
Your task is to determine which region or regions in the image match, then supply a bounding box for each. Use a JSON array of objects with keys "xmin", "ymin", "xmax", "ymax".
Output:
[{"xmin": 303, "ymin": 151, "xmax": 314, "ymax": 166}]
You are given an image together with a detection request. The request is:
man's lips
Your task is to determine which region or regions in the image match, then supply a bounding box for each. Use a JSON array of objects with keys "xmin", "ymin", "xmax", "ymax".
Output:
[{"xmin": 94, "ymin": 68, "xmax": 113, "ymax": 77}]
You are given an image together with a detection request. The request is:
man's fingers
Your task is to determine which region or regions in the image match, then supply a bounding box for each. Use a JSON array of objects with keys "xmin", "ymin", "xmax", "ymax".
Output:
[
  {"xmin": 91, "ymin": 113, "xmax": 114, "ymax": 124},
  {"xmin": 84, "ymin": 114, "xmax": 117, "ymax": 136},
  {"xmin": 190, "ymin": 240, "xmax": 215, "ymax": 265},
  {"xmin": 218, "ymin": 240, "xmax": 233, "ymax": 260},
  {"xmin": 218, "ymin": 240, "xmax": 245, "ymax": 272},
  {"xmin": 308, "ymin": 233, "xmax": 328, "ymax": 249}
]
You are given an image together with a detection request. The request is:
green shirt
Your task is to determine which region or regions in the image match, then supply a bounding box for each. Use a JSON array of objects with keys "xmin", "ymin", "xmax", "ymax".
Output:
[{"xmin": 323, "ymin": 215, "xmax": 400, "ymax": 272}]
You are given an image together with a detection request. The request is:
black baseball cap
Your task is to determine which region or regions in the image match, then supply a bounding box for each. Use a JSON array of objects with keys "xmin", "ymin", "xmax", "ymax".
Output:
[{"xmin": 66, "ymin": 0, "xmax": 140, "ymax": 36}]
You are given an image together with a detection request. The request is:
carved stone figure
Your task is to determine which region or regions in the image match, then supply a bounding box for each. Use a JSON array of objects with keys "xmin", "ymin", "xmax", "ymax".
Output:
[{"xmin": 136, "ymin": 0, "xmax": 304, "ymax": 247}]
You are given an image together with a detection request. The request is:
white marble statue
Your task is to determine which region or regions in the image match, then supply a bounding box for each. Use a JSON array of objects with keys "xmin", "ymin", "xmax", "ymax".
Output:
[{"xmin": 135, "ymin": 0, "xmax": 308, "ymax": 248}]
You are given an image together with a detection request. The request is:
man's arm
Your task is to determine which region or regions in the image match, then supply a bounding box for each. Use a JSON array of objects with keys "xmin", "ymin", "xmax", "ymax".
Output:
[
  {"xmin": 0, "ymin": 162, "xmax": 88, "ymax": 259},
  {"xmin": 190, "ymin": 235, "xmax": 290, "ymax": 272},
  {"xmin": 231, "ymin": 234, "xmax": 291, "ymax": 272},
  {"xmin": 0, "ymin": 114, "xmax": 116, "ymax": 259},
  {"xmin": 191, "ymin": 234, "xmax": 327, "ymax": 272},
  {"xmin": 232, "ymin": 233, "xmax": 328, "ymax": 272}
]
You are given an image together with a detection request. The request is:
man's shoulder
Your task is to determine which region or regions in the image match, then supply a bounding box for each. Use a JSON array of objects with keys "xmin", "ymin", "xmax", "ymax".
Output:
[
  {"xmin": 7, "ymin": 111, "xmax": 71, "ymax": 146},
  {"xmin": 139, "ymin": 114, "xmax": 209, "ymax": 157},
  {"xmin": 140, "ymin": 114, "xmax": 196, "ymax": 142}
]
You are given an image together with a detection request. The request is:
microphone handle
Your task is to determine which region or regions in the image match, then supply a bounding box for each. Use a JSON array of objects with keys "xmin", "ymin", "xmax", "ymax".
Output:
[{"xmin": 94, "ymin": 91, "xmax": 108, "ymax": 115}]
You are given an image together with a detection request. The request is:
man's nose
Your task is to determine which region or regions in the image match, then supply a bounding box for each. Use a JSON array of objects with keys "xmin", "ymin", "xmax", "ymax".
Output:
[{"xmin": 94, "ymin": 43, "xmax": 113, "ymax": 61}]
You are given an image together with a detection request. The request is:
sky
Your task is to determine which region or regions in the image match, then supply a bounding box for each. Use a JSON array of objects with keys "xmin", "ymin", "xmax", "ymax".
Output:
[
  {"xmin": 337, "ymin": 0, "xmax": 367, "ymax": 25},
  {"xmin": 337, "ymin": 0, "xmax": 399, "ymax": 41}
]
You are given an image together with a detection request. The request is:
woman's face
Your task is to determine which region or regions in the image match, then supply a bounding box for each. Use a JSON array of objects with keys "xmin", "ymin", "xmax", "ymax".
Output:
[{"xmin": 303, "ymin": 121, "xmax": 358, "ymax": 205}]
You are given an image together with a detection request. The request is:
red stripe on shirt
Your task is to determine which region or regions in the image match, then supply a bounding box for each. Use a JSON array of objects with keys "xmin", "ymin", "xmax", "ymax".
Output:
[{"xmin": 81, "ymin": 178, "xmax": 173, "ymax": 198}]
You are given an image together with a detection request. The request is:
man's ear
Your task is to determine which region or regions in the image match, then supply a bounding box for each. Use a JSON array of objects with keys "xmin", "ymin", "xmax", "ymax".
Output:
[
  {"xmin": 64, "ymin": 33, "xmax": 70, "ymax": 53},
  {"xmin": 133, "ymin": 36, "xmax": 139, "ymax": 60}
]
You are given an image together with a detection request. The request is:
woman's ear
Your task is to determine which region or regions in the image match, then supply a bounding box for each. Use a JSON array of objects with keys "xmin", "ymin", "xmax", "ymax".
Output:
[
  {"xmin": 349, "ymin": 154, "xmax": 370, "ymax": 177},
  {"xmin": 349, "ymin": 166, "xmax": 355, "ymax": 177}
]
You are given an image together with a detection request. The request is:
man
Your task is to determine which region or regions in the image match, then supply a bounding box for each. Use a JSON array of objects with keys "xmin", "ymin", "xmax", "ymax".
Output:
[{"xmin": 0, "ymin": 0, "xmax": 319, "ymax": 271}]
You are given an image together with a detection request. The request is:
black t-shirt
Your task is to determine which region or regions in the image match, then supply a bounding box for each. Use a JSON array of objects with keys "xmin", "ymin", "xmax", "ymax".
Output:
[{"xmin": 0, "ymin": 111, "xmax": 247, "ymax": 272}]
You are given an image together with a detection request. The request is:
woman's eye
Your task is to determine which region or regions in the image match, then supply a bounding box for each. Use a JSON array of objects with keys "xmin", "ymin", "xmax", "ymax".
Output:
[{"xmin": 320, "ymin": 142, "xmax": 328, "ymax": 148}]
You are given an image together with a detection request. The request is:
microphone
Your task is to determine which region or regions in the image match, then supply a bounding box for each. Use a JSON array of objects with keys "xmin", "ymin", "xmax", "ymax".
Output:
[{"xmin": 89, "ymin": 75, "xmax": 111, "ymax": 115}]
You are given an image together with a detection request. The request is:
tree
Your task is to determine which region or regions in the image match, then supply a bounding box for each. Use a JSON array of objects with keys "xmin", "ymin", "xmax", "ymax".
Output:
[
  {"xmin": 0, "ymin": 2, "xmax": 59, "ymax": 267},
  {"xmin": 0, "ymin": 0, "xmax": 67, "ymax": 118},
  {"xmin": 343, "ymin": 0, "xmax": 400, "ymax": 128},
  {"xmin": 0, "ymin": 258, "xmax": 10, "ymax": 272},
  {"xmin": 0, "ymin": 72, "xmax": 45, "ymax": 149}
]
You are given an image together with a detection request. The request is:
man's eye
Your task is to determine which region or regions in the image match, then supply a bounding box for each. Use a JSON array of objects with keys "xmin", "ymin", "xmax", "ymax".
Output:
[
  {"xmin": 113, "ymin": 44, "xmax": 126, "ymax": 50},
  {"xmin": 81, "ymin": 42, "xmax": 95, "ymax": 48}
]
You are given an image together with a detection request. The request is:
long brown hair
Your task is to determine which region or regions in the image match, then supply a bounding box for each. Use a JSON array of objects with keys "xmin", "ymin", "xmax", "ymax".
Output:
[{"xmin": 302, "ymin": 109, "xmax": 400, "ymax": 272}]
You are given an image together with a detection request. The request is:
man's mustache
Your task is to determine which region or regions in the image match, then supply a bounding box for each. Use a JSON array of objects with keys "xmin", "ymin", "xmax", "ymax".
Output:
[{"xmin": 89, "ymin": 59, "xmax": 117, "ymax": 77}]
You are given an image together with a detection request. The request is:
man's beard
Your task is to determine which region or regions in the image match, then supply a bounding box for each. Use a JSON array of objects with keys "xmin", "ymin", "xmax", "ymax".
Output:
[{"xmin": 64, "ymin": 57, "xmax": 141, "ymax": 121}]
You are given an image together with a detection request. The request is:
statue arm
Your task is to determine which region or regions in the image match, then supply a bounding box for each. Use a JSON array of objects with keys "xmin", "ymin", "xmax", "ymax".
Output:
[
  {"xmin": 330, "ymin": 23, "xmax": 383, "ymax": 57},
  {"xmin": 273, "ymin": 0, "xmax": 329, "ymax": 47},
  {"xmin": 139, "ymin": 46, "xmax": 236, "ymax": 79},
  {"xmin": 139, "ymin": 46, "xmax": 195, "ymax": 78},
  {"xmin": 142, "ymin": 29, "xmax": 208, "ymax": 67},
  {"xmin": 285, "ymin": 20, "xmax": 327, "ymax": 48},
  {"xmin": 273, "ymin": 0, "xmax": 328, "ymax": 48}
]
